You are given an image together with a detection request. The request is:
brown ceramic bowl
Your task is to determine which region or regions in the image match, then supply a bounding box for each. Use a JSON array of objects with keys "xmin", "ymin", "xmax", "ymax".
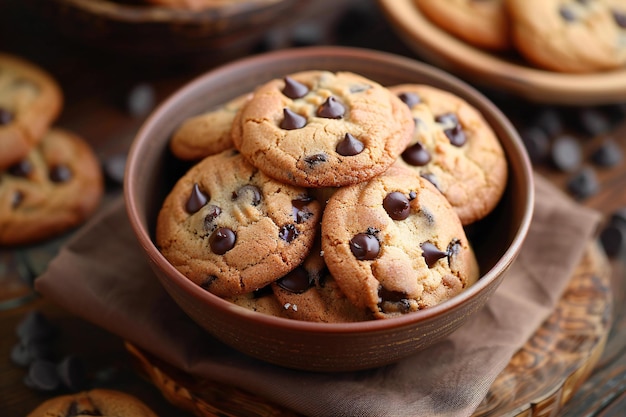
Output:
[{"xmin": 125, "ymin": 46, "xmax": 534, "ymax": 372}]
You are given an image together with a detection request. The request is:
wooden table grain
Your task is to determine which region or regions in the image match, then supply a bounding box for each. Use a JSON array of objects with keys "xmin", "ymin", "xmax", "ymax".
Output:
[{"xmin": 1, "ymin": 0, "xmax": 625, "ymax": 416}]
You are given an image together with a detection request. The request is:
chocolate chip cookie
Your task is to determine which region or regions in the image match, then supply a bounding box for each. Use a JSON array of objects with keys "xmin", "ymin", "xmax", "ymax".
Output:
[
  {"xmin": 169, "ymin": 93, "xmax": 251, "ymax": 161},
  {"xmin": 231, "ymin": 70, "xmax": 414, "ymax": 187},
  {"xmin": 389, "ymin": 84, "xmax": 508, "ymax": 225},
  {"xmin": 0, "ymin": 128, "xmax": 104, "ymax": 246},
  {"xmin": 415, "ymin": 0, "xmax": 511, "ymax": 50},
  {"xmin": 156, "ymin": 149, "xmax": 321, "ymax": 297},
  {"xmin": 0, "ymin": 53, "xmax": 63, "ymax": 170},
  {"xmin": 507, "ymin": 0, "xmax": 626, "ymax": 73},
  {"xmin": 26, "ymin": 389, "xmax": 157, "ymax": 417},
  {"xmin": 321, "ymin": 165, "xmax": 479, "ymax": 319}
]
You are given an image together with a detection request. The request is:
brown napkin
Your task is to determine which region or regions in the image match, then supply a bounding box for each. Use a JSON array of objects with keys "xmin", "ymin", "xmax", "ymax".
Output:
[{"xmin": 36, "ymin": 174, "xmax": 600, "ymax": 417}]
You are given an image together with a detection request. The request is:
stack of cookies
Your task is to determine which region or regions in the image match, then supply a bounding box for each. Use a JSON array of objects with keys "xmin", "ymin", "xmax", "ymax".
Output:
[
  {"xmin": 415, "ymin": 0, "xmax": 626, "ymax": 73},
  {"xmin": 0, "ymin": 53, "xmax": 103, "ymax": 246},
  {"xmin": 157, "ymin": 70, "xmax": 508, "ymax": 321}
]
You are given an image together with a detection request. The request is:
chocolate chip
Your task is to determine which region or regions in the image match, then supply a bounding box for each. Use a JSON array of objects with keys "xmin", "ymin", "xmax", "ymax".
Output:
[
  {"xmin": 336, "ymin": 133, "xmax": 364, "ymax": 156},
  {"xmin": 383, "ymin": 192, "xmax": 411, "ymax": 220},
  {"xmin": 10, "ymin": 340, "xmax": 53, "ymax": 367},
  {"xmin": 186, "ymin": 183, "xmax": 208, "ymax": 213},
  {"xmin": 576, "ymin": 107, "xmax": 611, "ymax": 137},
  {"xmin": 533, "ymin": 107, "xmax": 563, "ymax": 137},
  {"xmin": 304, "ymin": 153, "xmax": 328, "ymax": 166},
  {"xmin": 402, "ymin": 142, "xmax": 431, "ymax": 166},
  {"xmin": 25, "ymin": 360, "xmax": 61, "ymax": 392},
  {"xmin": 559, "ymin": 6, "xmax": 576, "ymax": 21},
  {"xmin": 102, "ymin": 153, "xmax": 126, "ymax": 186},
  {"xmin": 277, "ymin": 267, "xmax": 311, "ymax": 293},
  {"xmin": 610, "ymin": 207, "xmax": 626, "ymax": 228},
  {"xmin": 126, "ymin": 83, "xmax": 156, "ymax": 118},
  {"xmin": 421, "ymin": 173, "xmax": 441, "ymax": 191},
  {"xmin": 350, "ymin": 233, "xmax": 380, "ymax": 260},
  {"xmin": 17, "ymin": 311, "xmax": 57, "ymax": 342},
  {"xmin": 292, "ymin": 197, "xmax": 313, "ymax": 223},
  {"xmin": 378, "ymin": 288, "xmax": 411, "ymax": 314},
  {"xmin": 57, "ymin": 355, "xmax": 88, "ymax": 392},
  {"xmin": 435, "ymin": 113, "xmax": 466, "ymax": 146},
  {"xmin": 600, "ymin": 222, "xmax": 626, "ymax": 258},
  {"xmin": 8, "ymin": 159, "xmax": 33, "ymax": 177},
  {"xmin": 279, "ymin": 224, "xmax": 299, "ymax": 242},
  {"xmin": 0, "ymin": 107, "xmax": 13, "ymax": 125},
  {"xmin": 590, "ymin": 138, "xmax": 623, "ymax": 167},
  {"xmin": 282, "ymin": 77, "xmax": 309, "ymax": 99},
  {"xmin": 209, "ymin": 227, "xmax": 236, "ymax": 254},
  {"xmin": 566, "ymin": 167, "xmax": 599, "ymax": 200},
  {"xmin": 232, "ymin": 184, "xmax": 262, "ymax": 206},
  {"xmin": 317, "ymin": 96, "xmax": 345, "ymax": 119},
  {"xmin": 520, "ymin": 127, "xmax": 550, "ymax": 164},
  {"xmin": 49, "ymin": 165, "xmax": 72, "ymax": 183},
  {"xmin": 397, "ymin": 92, "xmax": 420, "ymax": 108},
  {"xmin": 613, "ymin": 9, "xmax": 626, "ymax": 28},
  {"xmin": 420, "ymin": 242, "xmax": 447, "ymax": 268},
  {"xmin": 67, "ymin": 401, "xmax": 103, "ymax": 416},
  {"xmin": 11, "ymin": 190, "xmax": 23, "ymax": 208},
  {"xmin": 203, "ymin": 205, "xmax": 222, "ymax": 232},
  {"xmin": 551, "ymin": 135, "xmax": 582, "ymax": 172},
  {"xmin": 280, "ymin": 108, "xmax": 307, "ymax": 130},
  {"xmin": 447, "ymin": 239, "xmax": 461, "ymax": 266},
  {"xmin": 199, "ymin": 276, "xmax": 217, "ymax": 290}
]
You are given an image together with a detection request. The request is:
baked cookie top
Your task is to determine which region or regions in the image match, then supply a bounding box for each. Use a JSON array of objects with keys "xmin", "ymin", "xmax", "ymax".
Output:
[
  {"xmin": 507, "ymin": 0, "xmax": 626, "ymax": 73},
  {"xmin": 389, "ymin": 84, "xmax": 508, "ymax": 225},
  {"xmin": 321, "ymin": 165, "xmax": 479, "ymax": 319},
  {"xmin": 169, "ymin": 93, "xmax": 250, "ymax": 161},
  {"xmin": 156, "ymin": 149, "xmax": 321, "ymax": 297},
  {"xmin": 415, "ymin": 0, "xmax": 511, "ymax": 50},
  {"xmin": 26, "ymin": 389, "xmax": 157, "ymax": 417},
  {"xmin": 0, "ymin": 53, "xmax": 63, "ymax": 170},
  {"xmin": 231, "ymin": 70, "xmax": 414, "ymax": 188},
  {"xmin": 0, "ymin": 128, "xmax": 103, "ymax": 246}
]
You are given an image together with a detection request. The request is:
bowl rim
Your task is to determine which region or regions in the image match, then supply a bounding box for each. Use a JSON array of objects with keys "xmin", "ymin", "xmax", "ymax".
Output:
[{"xmin": 125, "ymin": 45, "xmax": 535, "ymax": 334}]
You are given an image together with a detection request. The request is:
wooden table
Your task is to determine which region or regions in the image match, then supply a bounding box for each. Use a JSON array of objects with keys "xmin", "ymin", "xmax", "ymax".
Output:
[{"xmin": 1, "ymin": 0, "xmax": 625, "ymax": 415}]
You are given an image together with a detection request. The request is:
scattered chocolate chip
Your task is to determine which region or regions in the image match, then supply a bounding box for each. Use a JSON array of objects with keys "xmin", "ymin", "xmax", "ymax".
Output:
[
  {"xmin": 67, "ymin": 400, "xmax": 103, "ymax": 417},
  {"xmin": 279, "ymin": 224, "xmax": 299, "ymax": 242},
  {"xmin": 202, "ymin": 205, "xmax": 222, "ymax": 233},
  {"xmin": 559, "ymin": 6, "xmax": 576, "ymax": 21},
  {"xmin": 420, "ymin": 242, "xmax": 448, "ymax": 268},
  {"xmin": 16, "ymin": 311, "xmax": 57, "ymax": 342},
  {"xmin": 280, "ymin": 108, "xmax": 307, "ymax": 130},
  {"xmin": 49, "ymin": 165, "xmax": 72, "ymax": 183},
  {"xmin": 186, "ymin": 183, "xmax": 208, "ymax": 213},
  {"xmin": 402, "ymin": 142, "xmax": 431, "ymax": 166},
  {"xmin": 336, "ymin": 133, "xmax": 364, "ymax": 156},
  {"xmin": 383, "ymin": 192, "xmax": 411, "ymax": 220},
  {"xmin": 520, "ymin": 127, "xmax": 550, "ymax": 164},
  {"xmin": 0, "ymin": 107, "xmax": 13, "ymax": 125},
  {"xmin": 10, "ymin": 340, "xmax": 53, "ymax": 367},
  {"xmin": 209, "ymin": 227, "xmax": 236, "ymax": 254},
  {"xmin": 253, "ymin": 284, "xmax": 273, "ymax": 298},
  {"xmin": 532, "ymin": 107, "xmax": 563, "ymax": 137},
  {"xmin": 350, "ymin": 233, "xmax": 380, "ymax": 260},
  {"xmin": 397, "ymin": 92, "xmax": 420, "ymax": 108},
  {"xmin": 199, "ymin": 276, "xmax": 217, "ymax": 290},
  {"xmin": 612, "ymin": 9, "xmax": 626, "ymax": 28},
  {"xmin": 590, "ymin": 138, "xmax": 623, "ymax": 167},
  {"xmin": 551, "ymin": 135, "xmax": 582, "ymax": 172},
  {"xmin": 576, "ymin": 107, "xmax": 612, "ymax": 137},
  {"xmin": 378, "ymin": 287, "xmax": 411, "ymax": 314},
  {"xmin": 126, "ymin": 83, "xmax": 156, "ymax": 118},
  {"xmin": 600, "ymin": 222, "xmax": 626, "ymax": 258},
  {"xmin": 566, "ymin": 167, "xmax": 599, "ymax": 200},
  {"xmin": 292, "ymin": 197, "xmax": 313, "ymax": 223},
  {"xmin": 232, "ymin": 184, "xmax": 262, "ymax": 206},
  {"xmin": 25, "ymin": 360, "xmax": 61, "ymax": 392},
  {"xmin": 317, "ymin": 96, "xmax": 345, "ymax": 119},
  {"xmin": 11, "ymin": 190, "xmax": 23, "ymax": 208},
  {"xmin": 304, "ymin": 153, "xmax": 328, "ymax": 166},
  {"xmin": 447, "ymin": 239, "xmax": 461, "ymax": 266},
  {"xmin": 409, "ymin": 191, "xmax": 417, "ymax": 200},
  {"xmin": 57, "ymin": 355, "xmax": 88, "ymax": 392},
  {"xmin": 102, "ymin": 153, "xmax": 126, "ymax": 186},
  {"xmin": 277, "ymin": 267, "xmax": 311, "ymax": 293},
  {"xmin": 282, "ymin": 77, "xmax": 309, "ymax": 99},
  {"xmin": 435, "ymin": 113, "xmax": 466, "ymax": 146},
  {"xmin": 8, "ymin": 159, "xmax": 33, "ymax": 177},
  {"xmin": 421, "ymin": 173, "xmax": 441, "ymax": 191}
]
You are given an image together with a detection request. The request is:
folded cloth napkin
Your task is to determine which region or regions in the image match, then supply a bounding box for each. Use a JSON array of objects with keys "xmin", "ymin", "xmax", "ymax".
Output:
[{"xmin": 35, "ymin": 174, "xmax": 600, "ymax": 417}]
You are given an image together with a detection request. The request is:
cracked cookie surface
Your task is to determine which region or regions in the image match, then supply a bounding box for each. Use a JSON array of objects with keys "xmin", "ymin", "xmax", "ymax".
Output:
[
  {"xmin": 156, "ymin": 149, "xmax": 321, "ymax": 297},
  {"xmin": 321, "ymin": 165, "xmax": 479, "ymax": 319},
  {"xmin": 389, "ymin": 84, "xmax": 508, "ymax": 225},
  {"xmin": 231, "ymin": 70, "xmax": 414, "ymax": 188}
]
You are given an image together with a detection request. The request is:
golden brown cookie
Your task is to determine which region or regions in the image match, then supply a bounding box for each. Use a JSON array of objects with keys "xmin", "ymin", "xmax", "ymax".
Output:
[
  {"xmin": 415, "ymin": 0, "xmax": 511, "ymax": 50},
  {"xmin": 231, "ymin": 70, "xmax": 414, "ymax": 188},
  {"xmin": 389, "ymin": 84, "xmax": 508, "ymax": 225},
  {"xmin": 321, "ymin": 165, "xmax": 479, "ymax": 319},
  {"xmin": 169, "ymin": 93, "xmax": 250, "ymax": 161},
  {"xmin": 0, "ymin": 53, "xmax": 63, "ymax": 170},
  {"xmin": 156, "ymin": 149, "xmax": 321, "ymax": 297},
  {"xmin": 0, "ymin": 128, "xmax": 104, "ymax": 246},
  {"xmin": 507, "ymin": 0, "xmax": 626, "ymax": 73},
  {"xmin": 26, "ymin": 389, "xmax": 158, "ymax": 417}
]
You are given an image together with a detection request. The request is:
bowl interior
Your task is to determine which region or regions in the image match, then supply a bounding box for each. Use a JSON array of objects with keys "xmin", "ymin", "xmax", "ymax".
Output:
[{"xmin": 125, "ymin": 46, "xmax": 534, "ymax": 336}]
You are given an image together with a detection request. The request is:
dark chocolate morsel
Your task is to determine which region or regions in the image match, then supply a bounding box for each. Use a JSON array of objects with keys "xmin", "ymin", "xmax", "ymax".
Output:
[
  {"xmin": 336, "ymin": 133, "xmax": 364, "ymax": 156},
  {"xmin": 532, "ymin": 107, "xmax": 563, "ymax": 137},
  {"xmin": 566, "ymin": 167, "xmax": 599, "ymax": 200},
  {"xmin": 520, "ymin": 127, "xmax": 550, "ymax": 164},
  {"xmin": 420, "ymin": 173, "xmax": 441, "ymax": 191},
  {"xmin": 304, "ymin": 153, "xmax": 328, "ymax": 166},
  {"xmin": 420, "ymin": 242, "xmax": 448, "ymax": 268},
  {"xmin": 383, "ymin": 192, "xmax": 411, "ymax": 220},
  {"xmin": 209, "ymin": 227, "xmax": 236, "ymax": 254},
  {"xmin": 232, "ymin": 184, "xmax": 262, "ymax": 206},
  {"xmin": 67, "ymin": 401, "xmax": 103, "ymax": 417},
  {"xmin": 409, "ymin": 191, "xmax": 417, "ymax": 200},
  {"xmin": 11, "ymin": 190, "xmax": 23, "ymax": 208},
  {"xmin": 0, "ymin": 107, "xmax": 13, "ymax": 125},
  {"xmin": 435, "ymin": 113, "xmax": 466, "ymax": 146},
  {"xmin": 590, "ymin": 138, "xmax": 623, "ymax": 168},
  {"xmin": 378, "ymin": 287, "xmax": 411, "ymax": 314},
  {"xmin": 576, "ymin": 107, "xmax": 611, "ymax": 137},
  {"xmin": 292, "ymin": 197, "xmax": 314, "ymax": 223},
  {"xmin": 551, "ymin": 135, "xmax": 582, "ymax": 172},
  {"xmin": 186, "ymin": 183, "xmax": 208, "ymax": 213},
  {"xmin": 8, "ymin": 159, "xmax": 33, "ymax": 177},
  {"xmin": 102, "ymin": 153, "xmax": 127, "ymax": 186},
  {"xmin": 203, "ymin": 205, "xmax": 222, "ymax": 232},
  {"xmin": 280, "ymin": 108, "xmax": 307, "ymax": 130},
  {"xmin": 279, "ymin": 224, "xmax": 299, "ymax": 242},
  {"xmin": 17, "ymin": 311, "xmax": 57, "ymax": 342},
  {"xmin": 402, "ymin": 142, "xmax": 431, "ymax": 166},
  {"xmin": 600, "ymin": 222, "xmax": 626, "ymax": 258},
  {"xmin": 612, "ymin": 9, "xmax": 626, "ymax": 28},
  {"xmin": 350, "ymin": 233, "xmax": 380, "ymax": 260},
  {"xmin": 610, "ymin": 207, "xmax": 626, "ymax": 228},
  {"xmin": 282, "ymin": 77, "xmax": 309, "ymax": 99},
  {"xmin": 25, "ymin": 360, "xmax": 61, "ymax": 392},
  {"xmin": 57, "ymin": 355, "xmax": 88, "ymax": 392},
  {"xmin": 317, "ymin": 96, "xmax": 345, "ymax": 119},
  {"xmin": 10, "ymin": 340, "xmax": 52, "ymax": 367},
  {"xmin": 49, "ymin": 165, "xmax": 72, "ymax": 183},
  {"xmin": 559, "ymin": 6, "xmax": 576, "ymax": 21},
  {"xmin": 126, "ymin": 82, "xmax": 156, "ymax": 118},
  {"xmin": 199, "ymin": 276, "xmax": 218, "ymax": 291},
  {"xmin": 277, "ymin": 266, "xmax": 312, "ymax": 293},
  {"xmin": 447, "ymin": 239, "xmax": 462, "ymax": 266},
  {"xmin": 397, "ymin": 92, "xmax": 421, "ymax": 108}
]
